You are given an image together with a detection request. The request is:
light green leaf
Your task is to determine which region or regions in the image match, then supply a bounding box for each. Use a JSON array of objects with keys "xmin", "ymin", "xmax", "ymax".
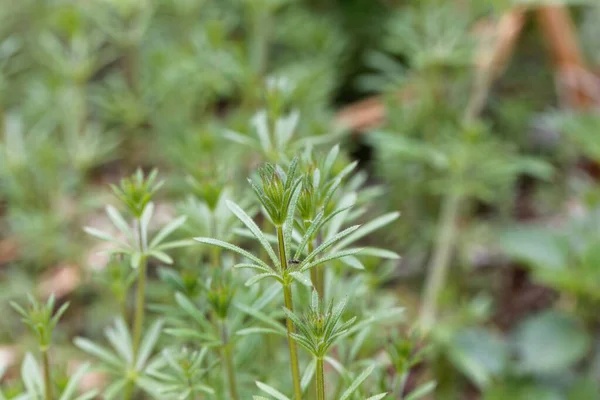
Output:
[
  {"xmin": 59, "ymin": 363, "xmax": 91, "ymax": 400},
  {"xmin": 130, "ymin": 251, "xmax": 142, "ymax": 269},
  {"xmin": 224, "ymin": 129, "xmax": 258, "ymax": 148},
  {"xmin": 174, "ymin": 293, "xmax": 212, "ymax": 331},
  {"xmin": 340, "ymin": 255, "xmax": 365, "ymax": 270},
  {"xmin": 405, "ymin": 382, "xmax": 436, "ymax": 400},
  {"xmin": 359, "ymin": 247, "xmax": 401, "ymax": 259},
  {"xmin": 106, "ymin": 205, "xmax": 133, "ymax": 241},
  {"xmin": 332, "ymin": 212, "xmax": 400, "ymax": 252},
  {"xmin": 234, "ymin": 263, "xmax": 273, "ymax": 274},
  {"xmin": 235, "ymin": 304, "xmax": 287, "ymax": 335},
  {"xmin": 149, "ymin": 216, "xmax": 187, "ymax": 248},
  {"xmin": 339, "ymin": 364, "xmax": 376, "ymax": 400},
  {"xmin": 302, "ymin": 225, "xmax": 360, "ymax": 267},
  {"xmin": 74, "ymin": 338, "xmax": 122, "ymax": 369},
  {"xmin": 301, "ymin": 359, "xmax": 316, "ymax": 392},
  {"xmin": 103, "ymin": 379, "xmax": 127, "ymax": 400},
  {"xmin": 83, "ymin": 227, "xmax": 118, "ymax": 243},
  {"xmin": 155, "ymin": 239, "xmax": 195, "ymax": 250},
  {"xmin": 245, "ymin": 273, "xmax": 280, "ymax": 286},
  {"xmin": 300, "ymin": 248, "xmax": 363, "ymax": 272},
  {"xmin": 227, "ymin": 200, "xmax": 280, "ymax": 270},
  {"xmin": 21, "ymin": 353, "xmax": 43, "ymax": 398},
  {"xmin": 236, "ymin": 327, "xmax": 286, "ymax": 337},
  {"xmin": 148, "ymin": 250, "xmax": 173, "ymax": 264},
  {"xmin": 256, "ymin": 381, "xmax": 291, "ymax": 400},
  {"xmin": 194, "ymin": 237, "xmax": 272, "ymax": 271},
  {"xmin": 136, "ymin": 319, "xmax": 164, "ymax": 369},
  {"xmin": 290, "ymin": 271, "xmax": 312, "ymax": 287},
  {"xmin": 367, "ymin": 394, "xmax": 388, "ymax": 400},
  {"xmin": 284, "ymin": 183, "xmax": 303, "ymax": 260},
  {"xmin": 105, "ymin": 319, "xmax": 133, "ymax": 365},
  {"xmin": 294, "ymin": 210, "xmax": 324, "ymax": 260},
  {"xmin": 140, "ymin": 202, "xmax": 154, "ymax": 248}
]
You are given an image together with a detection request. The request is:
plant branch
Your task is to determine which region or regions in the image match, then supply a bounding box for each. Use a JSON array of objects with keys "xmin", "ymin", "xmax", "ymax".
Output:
[
  {"xmin": 220, "ymin": 320, "xmax": 239, "ymax": 400},
  {"xmin": 278, "ymin": 226, "xmax": 303, "ymax": 400},
  {"xmin": 419, "ymin": 189, "xmax": 462, "ymax": 333},
  {"xmin": 42, "ymin": 349, "xmax": 52, "ymax": 400},
  {"xmin": 316, "ymin": 357, "xmax": 325, "ymax": 400}
]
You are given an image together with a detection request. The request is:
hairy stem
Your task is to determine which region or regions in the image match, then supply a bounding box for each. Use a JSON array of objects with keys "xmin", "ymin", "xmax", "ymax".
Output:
[
  {"xmin": 42, "ymin": 349, "xmax": 52, "ymax": 400},
  {"xmin": 316, "ymin": 357, "xmax": 325, "ymax": 400},
  {"xmin": 277, "ymin": 226, "xmax": 303, "ymax": 400},
  {"xmin": 315, "ymin": 233, "xmax": 324, "ymax": 297},
  {"xmin": 419, "ymin": 190, "xmax": 462, "ymax": 333},
  {"xmin": 220, "ymin": 321, "xmax": 239, "ymax": 400},
  {"xmin": 308, "ymin": 240, "xmax": 322, "ymax": 296}
]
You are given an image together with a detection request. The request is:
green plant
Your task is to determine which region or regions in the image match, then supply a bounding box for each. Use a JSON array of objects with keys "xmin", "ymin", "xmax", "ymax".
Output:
[
  {"xmin": 9, "ymin": 295, "xmax": 98, "ymax": 400},
  {"xmin": 83, "ymin": 168, "xmax": 191, "ymax": 398}
]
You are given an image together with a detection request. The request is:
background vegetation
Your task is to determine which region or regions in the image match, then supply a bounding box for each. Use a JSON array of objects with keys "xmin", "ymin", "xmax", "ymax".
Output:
[{"xmin": 1, "ymin": 0, "xmax": 600, "ymax": 399}]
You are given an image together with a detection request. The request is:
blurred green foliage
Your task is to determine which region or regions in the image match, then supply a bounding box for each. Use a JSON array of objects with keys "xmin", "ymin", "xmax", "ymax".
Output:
[{"xmin": 1, "ymin": 0, "xmax": 600, "ymax": 399}]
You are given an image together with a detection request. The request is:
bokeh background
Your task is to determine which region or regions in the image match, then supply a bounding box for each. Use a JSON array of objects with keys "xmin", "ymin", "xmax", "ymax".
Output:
[{"xmin": 2, "ymin": 0, "xmax": 600, "ymax": 398}]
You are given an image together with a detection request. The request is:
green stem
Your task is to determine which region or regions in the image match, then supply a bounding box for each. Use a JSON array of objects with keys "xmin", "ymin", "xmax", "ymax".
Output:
[
  {"xmin": 124, "ymin": 218, "xmax": 148, "ymax": 400},
  {"xmin": 308, "ymin": 240, "xmax": 321, "ymax": 296},
  {"xmin": 220, "ymin": 321, "xmax": 239, "ymax": 400},
  {"xmin": 42, "ymin": 349, "xmax": 52, "ymax": 400},
  {"xmin": 277, "ymin": 226, "xmax": 303, "ymax": 400},
  {"xmin": 315, "ymin": 233, "xmax": 324, "ymax": 298},
  {"xmin": 132, "ymin": 259, "xmax": 147, "ymax": 358},
  {"xmin": 419, "ymin": 189, "xmax": 462, "ymax": 333},
  {"xmin": 316, "ymin": 357, "xmax": 325, "ymax": 400}
]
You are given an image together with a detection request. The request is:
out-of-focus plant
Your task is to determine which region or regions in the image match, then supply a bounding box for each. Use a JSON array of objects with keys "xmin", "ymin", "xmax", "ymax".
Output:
[
  {"xmin": 8, "ymin": 295, "xmax": 99, "ymax": 400},
  {"xmin": 83, "ymin": 169, "xmax": 191, "ymax": 399}
]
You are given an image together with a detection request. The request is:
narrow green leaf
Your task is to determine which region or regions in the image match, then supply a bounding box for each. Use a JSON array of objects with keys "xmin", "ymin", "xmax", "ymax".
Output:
[
  {"xmin": 245, "ymin": 273, "xmax": 280, "ymax": 286},
  {"xmin": 236, "ymin": 327, "xmax": 286, "ymax": 337},
  {"xmin": 234, "ymin": 263, "xmax": 273, "ymax": 274},
  {"xmin": 302, "ymin": 225, "xmax": 360, "ymax": 267},
  {"xmin": 74, "ymin": 338, "xmax": 123, "ymax": 368},
  {"xmin": 366, "ymin": 393, "xmax": 388, "ymax": 400},
  {"xmin": 194, "ymin": 237, "xmax": 272, "ymax": 271},
  {"xmin": 148, "ymin": 250, "xmax": 173, "ymax": 264},
  {"xmin": 83, "ymin": 227, "xmax": 118, "ymax": 243},
  {"xmin": 340, "ymin": 255, "xmax": 365, "ymax": 270},
  {"xmin": 301, "ymin": 359, "xmax": 316, "ymax": 392},
  {"xmin": 359, "ymin": 247, "xmax": 400, "ymax": 259},
  {"xmin": 290, "ymin": 271, "xmax": 312, "ymax": 287},
  {"xmin": 130, "ymin": 252, "xmax": 142, "ymax": 269},
  {"xmin": 224, "ymin": 129, "xmax": 258, "ymax": 148},
  {"xmin": 21, "ymin": 353, "xmax": 43, "ymax": 398},
  {"xmin": 300, "ymin": 248, "xmax": 363, "ymax": 273},
  {"xmin": 332, "ymin": 212, "xmax": 400, "ymax": 252},
  {"xmin": 136, "ymin": 319, "xmax": 164, "ymax": 369},
  {"xmin": 59, "ymin": 363, "xmax": 91, "ymax": 400},
  {"xmin": 284, "ymin": 183, "xmax": 302, "ymax": 260},
  {"xmin": 149, "ymin": 216, "xmax": 187, "ymax": 248},
  {"xmin": 155, "ymin": 239, "xmax": 195, "ymax": 250},
  {"xmin": 405, "ymin": 382, "xmax": 436, "ymax": 400},
  {"xmin": 227, "ymin": 200, "xmax": 280, "ymax": 269},
  {"xmin": 140, "ymin": 202, "xmax": 155, "ymax": 248},
  {"xmin": 103, "ymin": 379, "xmax": 127, "ymax": 400},
  {"xmin": 174, "ymin": 293, "xmax": 212, "ymax": 331},
  {"xmin": 294, "ymin": 210, "xmax": 324, "ymax": 260},
  {"xmin": 106, "ymin": 205, "xmax": 133, "ymax": 241},
  {"xmin": 235, "ymin": 304, "xmax": 287, "ymax": 335},
  {"xmin": 256, "ymin": 381, "xmax": 291, "ymax": 400},
  {"xmin": 339, "ymin": 364, "xmax": 376, "ymax": 400}
]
